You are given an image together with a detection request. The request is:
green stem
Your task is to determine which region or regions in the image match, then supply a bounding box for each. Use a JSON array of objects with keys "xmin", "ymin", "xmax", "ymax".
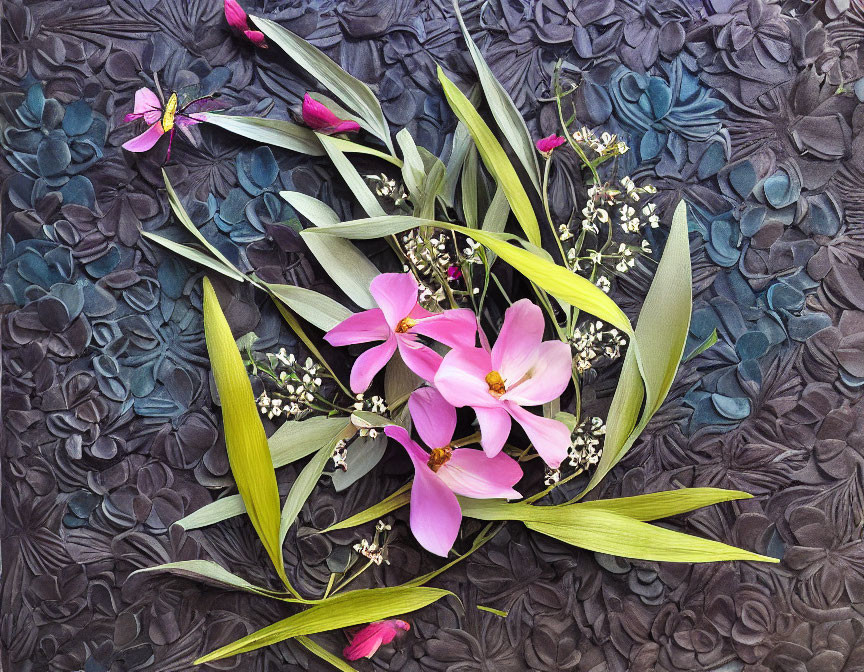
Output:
[{"xmin": 542, "ymin": 157, "xmax": 569, "ymax": 267}]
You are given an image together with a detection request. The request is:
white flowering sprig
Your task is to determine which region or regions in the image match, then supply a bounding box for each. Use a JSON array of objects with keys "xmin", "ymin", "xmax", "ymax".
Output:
[
  {"xmin": 570, "ymin": 320, "xmax": 628, "ymax": 373},
  {"xmin": 366, "ymin": 173, "xmax": 409, "ymax": 208}
]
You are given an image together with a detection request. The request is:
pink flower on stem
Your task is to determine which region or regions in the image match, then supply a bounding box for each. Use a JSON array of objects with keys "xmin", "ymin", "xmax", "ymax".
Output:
[
  {"xmin": 301, "ymin": 93, "xmax": 361, "ymax": 134},
  {"xmin": 343, "ymin": 619, "xmax": 410, "ymax": 660},
  {"xmin": 324, "ymin": 272, "xmax": 476, "ymax": 393},
  {"xmin": 224, "ymin": 0, "xmax": 268, "ymax": 48},
  {"xmin": 433, "ymin": 299, "xmax": 572, "ymax": 468},
  {"xmin": 122, "ymin": 88, "xmax": 209, "ymax": 162},
  {"xmin": 385, "ymin": 387, "xmax": 523, "ymax": 556},
  {"xmin": 536, "ymin": 133, "xmax": 566, "ymax": 156}
]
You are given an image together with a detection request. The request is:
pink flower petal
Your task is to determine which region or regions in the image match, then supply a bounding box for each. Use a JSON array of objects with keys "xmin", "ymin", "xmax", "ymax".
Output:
[
  {"xmin": 491, "ymin": 299, "xmax": 545, "ymax": 385},
  {"xmin": 410, "ymin": 308, "xmax": 477, "ymax": 350},
  {"xmin": 132, "ymin": 88, "xmax": 162, "ymax": 125},
  {"xmin": 434, "ymin": 346, "xmax": 497, "ymax": 408},
  {"xmin": 437, "ymin": 448, "xmax": 522, "ymax": 499},
  {"xmin": 243, "ymin": 29, "xmax": 268, "ymax": 48},
  {"xmin": 369, "ymin": 272, "xmax": 419, "ymax": 330},
  {"xmin": 223, "ymin": 0, "xmax": 249, "ymax": 30},
  {"xmin": 408, "ymin": 387, "xmax": 457, "ymax": 449},
  {"xmin": 536, "ymin": 134, "xmax": 566, "ymax": 154},
  {"xmin": 122, "ymin": 123, "xmax": 165, "ymax": 152},
  {"xmin": 385, "ymin": 425, "xmax": 461, "ymax": 557},
  {"xmin": 503, "ymin": 340, "xmax": 572, "ymax": 406},
  {"xmin": 302, "ymin": 93, "xmax": 360, "ymax": 134},
  {"xmin": 506, "ymin": 403, "xmax": 570, "ymax": 468},
  {"xmin": 396, "ymin": 336, "xmax": 443, "ymax": 382},
  {"xmin": 324, "ymin": 308, "xmax": 389, "ymax": 347},
  {"xmin": 350, "ymin": 335, "xmax": 397, "ymax": 393},
  {"xmin": 343, "ymin": 620, "xmax": 410, "ymax": 661},
  {"xmin": 474, "ymin": 405, "xmax": 511, "ymax": 457}
]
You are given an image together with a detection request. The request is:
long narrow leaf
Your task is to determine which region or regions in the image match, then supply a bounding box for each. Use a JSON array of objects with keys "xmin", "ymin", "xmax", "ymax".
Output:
[
  {"xmin": 251, "ymin": 16, "xmax": 393, "ymax": 153},
  {"xmin": 565, "ymin": 488, "xmax": 754, "ymax": 521},
  {"xmin": 131, "ymin": 561, "xmax": 288, "ymax": 600},
  {"xmin": 201, "ymin": 113, "xmax": 323, "ymax": 155},
  {"xmin": 296, "ymin": 636, "xmax": 359, "ymax": 672},
  {"xmin": 451, "ymin": 0, "xmax": 541, "ymax": 193},
  {"xmin": 195, "ymin": 586, "xmax": 451, "ymax": 663},
  {"xmin": 318, "ymin": 134, "xmax": 386, "ymax": 218},
  {"xmin": 202, "ymin": 278, "xmax": 288, "ymax": 587},
  {"xmin": 438, "ymin": 67, "xmax": 541, "ymax": 247},
  {"xmin": 319, "ymin": 483, "xmax": 411, "ymax": 533},
  {"xmin": 142, "ymin": 233, "xmax": 247, "ymax": 283},
  {"xmin": 265, "ymin": 282, "xmax": 352, "ymax": 332},
  {"xmin": 303, "ymin": 215, "xmax": 632, "ymax": 333},
  {"xmin": 280, "ymin": 445, "xmax": 334, "ymax": 544}
]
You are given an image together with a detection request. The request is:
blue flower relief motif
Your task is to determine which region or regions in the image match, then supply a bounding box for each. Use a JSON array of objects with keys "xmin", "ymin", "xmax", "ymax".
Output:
[
  {"xmin": 2, "ymin": 82, "xmax": 106, "ymax": 210},
  {"xmin": 214, "ymin": 146, "xmax": 300, "ymax": 244},
  {"xmin": 608, "ymin": 58, "xmax": 726, "ymax": 173}
]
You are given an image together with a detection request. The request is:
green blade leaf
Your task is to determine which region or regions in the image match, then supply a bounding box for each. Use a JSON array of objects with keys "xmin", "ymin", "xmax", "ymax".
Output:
[
  {"xmin": 683, "ymin": 328, "xmax": 718, "ymax": 363},
  {"xmin": 451, "ymin": 0, "xmax": 541, "ymax": 194},
  {"xmin": 264, "ymin": 282, "xmax": 352, "ymax": 332},
  {"xmin": 396, "ymin": 128, "xmax": 426, "ymax": 202},
  {"xmin": 526, "ymin": 509, "xmax": 778, "ymax": 564},
  {"xmin": 142, "ymin": 233, "xmax": 247, "ymax": 283},
  {"xmin": 176, "ymin": 417, "xmax": 353, "ymax": 530},
  {"xmin": 251, "ymin": 16, "xmax": 393, "ymax": 153},
  {"xmin": 437, "ymin": 67, "xmax": 541, "ymax": 247},
  {"xmin": 202, "ymin": 277, "xmax": 288, "ymax": 586},
  {"xmin": 319, "ymin": 483, "xmax": 411, "ymax": 533},
  {"xmin": 318, "ymin": 133, "xmax": 386, "ymax": 218},
  {"xmin": 280, "ymin": 445, "xmax": 334, "ymax": 544},
  {"xmin": 565, "ymin": 488, "xmax": 754, "ymax": 521},
  {"xmin": 303, "ymin": 215, "xmax": 632, "ymax": 333},
  {"xmin": 460, "ymin": 145, "xmax": 479, "ymax": 229},
  {"xmin": 281, "ymin": 191, "xmax": 379, "ymax": 309},
  {"xmin": 296, "ymin": 636, "xmax": 359, "ymax": 672},
  {"xmin": 317, "ymin": 134, "xmax": 402, "ymax": 167},
  {"xmin": 131, "ymin": 560, "xmax": 287, "ymax": 600},
  {"xmin": 201, "ymin": 113, "xmax": 323, "ymax": 155},
  {"xmin": 579, "ymin": 200, "xmax": 692, "ymax": 498},
  {"xmin": 195, "ymin": 586, "xmax": 451, "ymax": 664}
]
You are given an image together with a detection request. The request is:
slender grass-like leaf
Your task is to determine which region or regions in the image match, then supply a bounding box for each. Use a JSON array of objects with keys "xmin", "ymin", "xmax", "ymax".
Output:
[
  {"xmin": 438, "ymin": 67, "xmax": 541, "ymax": 247},
  {"xmin": 202, "ymin": 278, "xmax": 289, "ymax": 587},
  {"xmin": 201, "ymin": 113, "xmax": 323, "ymax": 155},
  {"xmin": 319, "ymin": 483, "xmax": 411, "ymax": 533},
  {"xmin": 477, "ymin": 606, "xmax": 508, "ymax": 617},
  {"xmin": 451, "ymin": 0, "xmax": 541, "ymax": 194},
  {"xmin": 331, "ymin": 432, "xmax": 388, "ymax": 492},
  {"xmin": 460, "ymin": 146, "xmax": 479, "ymax": 229},
  {"xmin": 195, "ymin": 586, "xmax": 451, "ymax": 663},
  {"xmin": 142, "ymin": 233, "xmax": 247, "ymax": 283},
  {"xmin": 251, "ymin": 16, "xmax": 393, "ymax": 153},
  {"xmin": 384, "ymin": 352, "xmax": 421, "ymax": 428},
  {"xmin": 579, "ymin": 200, "xmax": 692, "ymax": 498},
  {"xmin": 176, "ymin": 417, "xmax": 353, "ymax": 530},
  {"xmin": 318, "ymin": 134, "xmax": 386, "ymax": 218},
  {"xmin": 322, "ymin": 134, "xmax": 402, "ymax": 167},
  {"xmin": 526, "ymin": 510, "xmax": 778, "ymax": 563},
  {"xmin": 303, "ymin": 216, "xmax": 632, "ymax": 333},
  {"xmin": 280, "ymin": 445, "xmax": 334, "ymax": 544},
  {"xmin": 281, "ymin": 191, "xmax": 378, "ymax": 309},
  {"xmin": 131, "ymin": 561, "xmax": 288, "ymax": 600},
  {"xmin": 396, "ymin": 128, "xmax": 426, "ymax": 201},
  {"xmin": 417, "ymin": 154, "xmax": 446, "ymax": 220},
  {"xmin": 443, "ymin": 120, "xmax": 473, "ymax": 207},
  {"xmin": 265, "ymin": 282, "xmax": 352, "ymax": 332},
  {"xmin": 482, "ymin": 186, "xmax": 510, "ymax": 234},
  {"xmin": 568, "ymin": 488, "xmax": 754, "ymax": 521},
  {"xmin": 296, "ymin": 636, "xmax": 359, "ymax": 672},
  {"xmin": 683, "ymin": 328, "xmax": 718, "ymax": 363}
]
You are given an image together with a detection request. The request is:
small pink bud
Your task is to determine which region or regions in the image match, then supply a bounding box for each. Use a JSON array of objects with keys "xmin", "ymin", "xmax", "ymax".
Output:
[
  {"xmin": 447, "ymin": 265, "xmax": 463, "ymax": 281},
  {"xmin": 302, "ymin": 93, "xmax": 360, "ymax": 134},
  {"xmin": 343, "ymin": 620, "xmax": 410, "ymax": 661},
  {"xmin": 224, "ymin": 0, "xmax": 267, "ymax": 48},
  {"xmin": 536, "ymin": 133, "xmax": 566, "ymax": 155}
]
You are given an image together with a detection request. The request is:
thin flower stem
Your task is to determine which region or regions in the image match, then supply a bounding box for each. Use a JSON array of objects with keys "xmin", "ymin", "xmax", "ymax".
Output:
[
  {"xmin": 328, "ymin": 559, "xmax": 374, "ymax": 597},
  {"xmin": 542, "ymin": 156, "xmax": 570, "ymax": 267},
  {"xmin": 451, "ymin": 432, "xmax": 481, "ymax": 447},
  {"xmin": 524, "ymin": 468, "xmax": 585, "ymax": 504}
]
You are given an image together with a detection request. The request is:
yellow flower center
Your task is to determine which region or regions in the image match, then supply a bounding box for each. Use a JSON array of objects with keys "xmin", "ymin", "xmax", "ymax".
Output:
[
  {"xmin": 485, "ymin": 370, "xmax": 506, "ymax": 397},
  {"xmin": 427, "ymin": 447, "xmax": 452, "ymax": 472},
  {"xmin": 161, "ymin": 92, "xmax": 178, "ymax": 132},
  {"xmin": 395, "ymin": 317, "xmax": 417, "ymax": 333}
]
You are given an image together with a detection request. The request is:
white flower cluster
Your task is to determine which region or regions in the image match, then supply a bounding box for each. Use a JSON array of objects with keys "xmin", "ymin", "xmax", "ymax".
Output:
[
  {"xmin": 568, "ymin": 416, "xmax": 605, "ymax": 470},
  {"xmin": 353, "ymin": 520, "xmax": 392, "ymax": 566},
  {"xmin": 573, "ymin": 127, "xmax": 629, "ymax": 159},
  {"xmin": 571, "ymin": 321, "xmax": 628, "ymax": 373},
  {"xmin": 331, "ymin": 438, "xmax": 349, "ymax": 471},
  {"xmin": 254, "ymin": 349, "xmax": 323, "ymax": 420},
  {"xmin": 367, "ymin": 173, "xmax": 409, "ymax": 207},
  {"xmin": 352, "ymin": 393, "xmax": 387, "ymax": 414}
]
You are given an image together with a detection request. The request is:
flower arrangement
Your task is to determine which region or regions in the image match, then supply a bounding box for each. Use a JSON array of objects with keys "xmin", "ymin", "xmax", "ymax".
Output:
[{"xmin": 131, "ymin": 1, "xmax": 779, "ymax": 667}]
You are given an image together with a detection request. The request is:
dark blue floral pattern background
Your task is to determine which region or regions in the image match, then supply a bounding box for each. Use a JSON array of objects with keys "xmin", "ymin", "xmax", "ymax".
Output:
[{"xmin": 3, "ymin": 0, "xmax": 864, "ymax": 670}]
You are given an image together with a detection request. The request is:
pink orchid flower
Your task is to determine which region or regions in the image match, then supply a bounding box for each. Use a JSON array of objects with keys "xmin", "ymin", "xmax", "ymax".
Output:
[
  {"xmin": 224, "ymin": 0, "xmax": 267, "ymax": 48},
  {"xmin": 385, "ymin": 387, "xmax": 523, "ymax": 556},
  {"xmin": 302, "ymin": 93, "xmax": 361, "ymax": 134},
  {"xmin": 433, "ymin": 299, "xmax": 572, "ymax": 468},
  {"xmin": 536, "ymin": 133, "xmax": 566, "ymax": 156},
  {"xmin": 122, "ymin": 88, "xmax": 210, "ymax": 162},
  {"xmin": 324, "ymin": 272, "xmax": 476, "ymax": 393},
  {"xmin": 343, "ymin": 619, "xmax": 410, "ymax": 661}
]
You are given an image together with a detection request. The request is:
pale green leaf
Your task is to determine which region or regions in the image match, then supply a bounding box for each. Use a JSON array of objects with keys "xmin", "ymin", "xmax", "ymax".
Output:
[
  {"xmin": 569, "ymin": 488, "xmax": 754, "ymax": 521},
  {"xmin": 331, "ymin": 432, "xmax": 388, "ymax": 492},
  {"xmin": 579, "ymin": 200, "xmax": 692, "ymax": 498},
  {"xmin": 396, "ymin": 128, "xmax": 426, "ymax": 201},
  {"xmin": 280, "ymin": 445, "xmax": 334, "ymax": 544},
  {"xmin": 437, "ymin": 67, "xmax": 541, "ymax": 247},
  {"xmin": 481, "ymin": 185, "xmax": 510, "ymax": 234},
  {"xmin": 296, "ymin": 636, "xmax": 359, "ymax": 672},
  {"xmin": 265, "ymin": 282, "xmax": 352, "ymax": 332},
  {"xmin": 203, "ymin": 277, "xmax": 288, "ymax": 586},
  {"xmin": 318, "ymin": 134, "xmax": 386, "ymax": 218},
  {"xmin": 477, "ymin": 606, "xmax": 508, "ymax": 617},
  {"xmin": 251, "ymin": 16, "xmax": 393, "ymax": 153},
  {"xmin": 349, "ymin": 411, "xmax": 392, "ymax": 428},
  {"xmin": 131, "ymin": 560, "xmax": 286, "ymax": 600},
  {"xmin": 460, "ymin": 146, "xmax": 479, "ymax": 229},
  {"xmin": 201, "ymin": 113, "xmax": 323, "ymax": 155},
  {"xmin": 683, "ymin": 328, "xmax": 718, "ymax": 363},
  {"xmin": 319, "ymin": 134, "xmax": 402, "ymax": 167},
  {"xmin": 443, "ymin": 119, "xmax": 473, "ymax": 207},
  {"xmin": 319, "ymin": 483, "xmax": 411, "ymax": 533},
  {"xmin": 142, "ymin": 233, "xmax": 247, "ymax": 283},
  {"xmin": 280, "ymin": 190, "xmax": 378, "ymax": 309},
  {"xmin": 451, "ymin": 0, "xmax": 541, "ymax": 194},
  {"xmin": 195, "ymin": 586, "xmax": 451, "ymax": 663}
]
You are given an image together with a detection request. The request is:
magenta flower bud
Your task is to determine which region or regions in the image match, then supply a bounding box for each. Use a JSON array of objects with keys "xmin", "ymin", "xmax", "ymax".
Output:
[
  {"xmin": 343, "ymin": 620, "xmax": 410, "ymax": 660},
  {"xmin": 535, "ymin": 133, "xmax": 566, "ymax": 155},
  {"xmin": 301, "ymin": 93, "xmax": 361, "ymax": 134},
  {"xmin": 224, "ymin": 0, "xmax": 267, "ymax": 48}
]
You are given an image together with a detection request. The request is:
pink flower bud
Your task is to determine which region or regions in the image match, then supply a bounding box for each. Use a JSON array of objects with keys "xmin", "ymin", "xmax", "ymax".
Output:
[
  {"xmin": 535, "ymin": 133, "xmax": 566, "ymax": 155},
  {"xmin": 343, "ymin": 620, "xmax": 410, "ymax": 661}
]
